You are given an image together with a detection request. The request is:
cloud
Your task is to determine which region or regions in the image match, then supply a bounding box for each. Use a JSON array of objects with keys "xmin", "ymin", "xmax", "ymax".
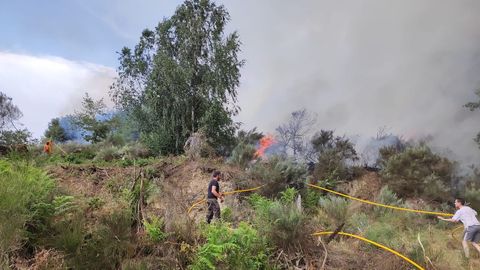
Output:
[
  {"xmin": 221, "ymin": 0, "xmax": 480, "ymax": 165},
  {"xmin": 0, "ymin": 52, "xmax": 115, "ymax": 138}
]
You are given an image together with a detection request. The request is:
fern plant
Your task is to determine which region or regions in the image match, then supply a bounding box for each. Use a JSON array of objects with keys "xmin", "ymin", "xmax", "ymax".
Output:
[
  {"xmin": 189, "ymin": 222, "xmax": 268, "ymax": 270},
  {"xmin": 143, "ymin": 216, "xmax": 167, "ymax": 242}
]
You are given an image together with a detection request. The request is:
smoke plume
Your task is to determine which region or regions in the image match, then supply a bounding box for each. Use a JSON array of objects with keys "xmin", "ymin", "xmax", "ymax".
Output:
[{"xmin": 221, "ymin": 0, "xmax": 480, "ymax": 165}]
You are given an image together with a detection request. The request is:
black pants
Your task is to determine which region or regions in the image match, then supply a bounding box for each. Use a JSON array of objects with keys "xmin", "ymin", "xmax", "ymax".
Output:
[{"xmin": 206, "ymin": 198, "xmax": 221, "ymax": 224}]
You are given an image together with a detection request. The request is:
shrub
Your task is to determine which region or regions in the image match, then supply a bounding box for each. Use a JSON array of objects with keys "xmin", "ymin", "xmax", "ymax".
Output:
[
  {"xmin": 87, "ymin": 197, "xmax": 105, "ymax": 210},
  {"xmin": 143, "ymin": 216, "xmax": 167, "ymax": 243},
  {"xmin": 0, "ymin": 160, "xmax": 54, "ymax": 259},
  {"xmin": 70, "ymin": 209, "xmax": 134, "ymax": 269},
  {"xmin": 229, "ymin": 142, "xmax": 256, "ymax": 168},
  {"xmin": 189, "ymin": 222, "xmax": 269, "ymax": 270},
  {"xmin": 121, "ymin": 143, "xmax": 151, "ymax": 159},
  {"xmin": 318, "ymin": 196, "xmax": 350, "ymax": 225},
  {"xmin": 59, "ymin": 143, "xmax": 95, "ymax": 157},
  {"xmin": 51, "ymin": 213, "xmax": 86, "ymax": 255},
  {"xmin": 364, "ymin": 222, "xmax": 398, "ymax": 249},
  {"xmin": 221, "ymin": 207, "xmax": 233, "ymax": 223},
  {"xmin": 380, "ymin": 145, "xmax": 454, "ymax": 201},
  {"xmin": 311, "ymin": 130, "xmax": 358, "ymax": 182},
  {"xmin": 250, "ymin": 194, "xmax": 308, "ymax": 251},
  {"xmin": 94, "ymin": 146, "xmax": 122, "ymax": 162},
  {"xmin": 265, "ymin": 203, "xmax": 305, "ymax": 250},
  {"xmin": 302, "ymin": 188, "xmax": 321, "ymax": 211},
  {"xmin": 373, "ymin": 186, "xmax": 403, "ymax": 216},
  {"xmin": 105, "ymin": 133, "xmax": 126, "ymax": 147},
  {"xmin": 248, "ymin": 156, "xmax": 307, "ymax": 198},
  {"xmin": 279, "ymin": 187, "xmax": 298, "ymax": 204},
  {"xmin": 346, "ymin": 212, "xmax": 370, "ymax": 233},
  {"xmin": 465, "ymin": 186, "xmax": 480, "ymax": 210}
]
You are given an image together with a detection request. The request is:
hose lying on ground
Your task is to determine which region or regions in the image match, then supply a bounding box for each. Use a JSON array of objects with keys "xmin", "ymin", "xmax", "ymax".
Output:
[
  {"xmin": 307, "ymin": 183, "xmax": 453, "ymax": 217},
  {"xmin": 187, "ymin": 184, "xmax": 266, "ymax": 214},
  {"xmin": 312, "ymin": 231, "xmax": 425, "ymax": 270}
]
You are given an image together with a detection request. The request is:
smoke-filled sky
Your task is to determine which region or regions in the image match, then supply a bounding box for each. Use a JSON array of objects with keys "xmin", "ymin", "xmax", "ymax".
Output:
[{"xmin": 1, "ymin": 0, "xmax": 480, "ymax": 164}]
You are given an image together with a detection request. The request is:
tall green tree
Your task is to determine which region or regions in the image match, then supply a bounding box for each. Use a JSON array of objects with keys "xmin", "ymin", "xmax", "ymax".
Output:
[
  {"xmin": 72, "ymin": 93, "xmax": 118, "ymax": 144},
  {"xmin": 110, "ymin": 0, "xmax": 243, "ymax": 155},
  {"xmin": 44, "ymin": 118, "xmax": 67, "ymax": 143}
]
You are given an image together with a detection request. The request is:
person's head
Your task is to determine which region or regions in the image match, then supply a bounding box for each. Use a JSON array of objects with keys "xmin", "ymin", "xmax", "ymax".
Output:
[
  {"xmin": 212, "ymin": 170, "xmax": 221, "ymax": 181},
  {"xmin": 455, "ymin": 198, "xmax": 466, "ymax": 209}
]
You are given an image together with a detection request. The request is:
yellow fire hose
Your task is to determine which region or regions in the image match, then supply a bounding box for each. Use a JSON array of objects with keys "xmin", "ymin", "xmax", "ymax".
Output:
[
  {"xmin": 450, "ymin": 225, "xmax": 464, "ymax": 242},
  {"xmin": 312, "ymin": 231, "xmax": 425, "ymax": 270},
  {"xmin": 187, "ymin": 184, "xmax": 266, "ymax": 214},
  {"xmin": 55, "ymin": 144, "xmax": 68, "ymax": 155},
  {"xmin": 307, "ymin": 183, "xmax": 453, "ymax": 217},
  {"xmin": 186, "ymin": 181, "xmax": 460, "ymax": 269}
]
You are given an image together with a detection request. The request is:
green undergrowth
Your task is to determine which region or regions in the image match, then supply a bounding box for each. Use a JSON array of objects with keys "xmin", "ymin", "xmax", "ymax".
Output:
[
  {"xmin": 190, "ymin": 222, "xmax": 270, "ymax": 270},
  {"xmin": 0, "ymin": 159, "xmax": 55, "ymax": 265}
]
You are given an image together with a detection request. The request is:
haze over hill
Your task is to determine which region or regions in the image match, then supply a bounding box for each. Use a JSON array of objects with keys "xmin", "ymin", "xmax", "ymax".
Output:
[{"xmin": 2, "ymin": 0, "xmax": 480, "ymax": 165}]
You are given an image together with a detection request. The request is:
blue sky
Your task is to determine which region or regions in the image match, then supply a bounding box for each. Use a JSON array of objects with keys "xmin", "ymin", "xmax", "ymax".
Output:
[
  {"xmin": 0, "ymin": 0, "xmax": 181, "ymax": 66},
  {"xmin": 1, "ymin": 0, "xmax": 480, "ymax": 164}
]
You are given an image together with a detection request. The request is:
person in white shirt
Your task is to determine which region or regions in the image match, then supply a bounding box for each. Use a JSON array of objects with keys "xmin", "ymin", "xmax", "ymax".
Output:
[{"xmin": 438, "ymin": 198, "xmax": 480, "ymax": 258}]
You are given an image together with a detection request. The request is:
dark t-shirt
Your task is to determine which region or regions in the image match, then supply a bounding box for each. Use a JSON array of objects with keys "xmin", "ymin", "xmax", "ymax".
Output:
[{"xmin": 207, "ymin": 179, "xmax": 220, "ymax": 199}]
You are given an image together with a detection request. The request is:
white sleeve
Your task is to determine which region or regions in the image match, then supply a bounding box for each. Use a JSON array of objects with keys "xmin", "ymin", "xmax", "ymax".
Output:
[{"xmin": 452, "ymin": 210, "xmax": 461, "ymax": 221}]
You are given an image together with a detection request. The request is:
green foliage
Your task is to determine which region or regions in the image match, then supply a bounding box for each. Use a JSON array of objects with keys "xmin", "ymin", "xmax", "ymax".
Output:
[
  {"xmin": 95, "ymin": 146, "xmax": 122, "ymax": 162},
  {"xmin": 248, "ymin": 194, "xmax": 274, "ymax": 215},
  {"xmin": 52, "ymin": 196, "xmax": 76, "ymax": 215},
  {"xmin": 302, "ymin": 188, "xmax": 321, "ymax": 211},
  {"xmin": 279, "ymin": 187, "xmax": 298, "ymax": 204},
  {"xmin": 44, "ymin": 118, "xmax": 67, "ymax": 143},
  {"xmin": 264, "ymin": 203, "xmax": 305, "ymax": 250},
  {"xmin": 51, "ymin": 213, "xmax": 86, "ymax": 255},
  {"xmin": 465, "ymin": 187, "xmax": 480, "ymax": 210},
  {"xmin": 189, "ymin": 222, "xmax": 268, "ymax": 270},
  {"xmin": 346, "ymin": 212, "xmax": 370, "ymax": 233},
  {"xmin": 229, "ymin": 142, "xmax": 256, "ymax": 168},
  {"xmin": 105, "ymin": 132, "xmax": 126, "ymax": 147},
  {"xmin": 0, "ymin": 160, "xmax": 54, "ymax": 257},
  {"xmin": 364, "ymin": 222, "xmax": 397, "ymax": 249},
  {"xmin": 373, "ymin": 186, "xmax": 403, "ymax": 216},
  {"xmin": 0, "ymin": 128, "xmax": 32, "ymax": 146},
  {"xmin": 250, "ymin": 193, "xmax": 307, "ymax": 251},
  {"xmin": 228, "ymin": 128, "xmax": 264, "ymax": 168},
  {"xmin": 221, "ymin": 207, "xmax": 233, "ymax": 223},
  {"xmin": 377, "ymin": 186, "xmax": 402, "ymax": 205},
  {"xmin": 199, "ymin": 101, "xmax": 238, "ymax": 155},
  {"xmin": 380, "ymin": 145, "xmax": 454, "ymax": 201},
  {"xmin": 88, "ymin": 197, "xmax": 105, "ymax": 210},
  {"xmin": 0, "ymin": 91, "xmax": 22, "ymax": 130},
  {"xmin": 248, "ymin": 156, "xmax": 307, "ymax": 197},
  {"xmin": 111, "ymin": 0, "xmax": 243, "ymax": 155},
  {"xmin": 71, "ymin": 209, "xmax": 134, "ymax": 270},
  {"xmin": 311, "ymin": 130, "xmax": 358, "ymax": 182},
  {"xmin": 120, "ymin": 143, "xmax": 151, "ymax": 159},
  {"xmin": 143, "ymin": 216, "xmax": 167, "ymax": 242},
  {"xmin": 71, "ymin": 93, "xmax": 118, "ymax": 143},
  {"xmin": 318, "ymin": 196, "xmax": 350, "ymax": 225}
]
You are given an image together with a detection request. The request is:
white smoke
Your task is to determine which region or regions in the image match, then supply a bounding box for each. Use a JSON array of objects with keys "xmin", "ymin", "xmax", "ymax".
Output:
[
  {"xmin": 0, "ymin": 52, "xmax": 115, "ymax": 138},
  {"xmin": 221, "ymin": 0, "xmax": 480, "ymax": 165}
]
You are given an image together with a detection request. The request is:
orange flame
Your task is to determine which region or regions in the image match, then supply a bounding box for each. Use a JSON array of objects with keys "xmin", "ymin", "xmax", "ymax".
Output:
[{"xmin": 254, "ymin": 134, "xmax": 276, "ymax": 158}]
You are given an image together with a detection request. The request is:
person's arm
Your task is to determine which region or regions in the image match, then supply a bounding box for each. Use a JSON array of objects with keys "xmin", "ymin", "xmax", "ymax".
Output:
[
  {"xmin": 211, "ymin": 186, "xmax": 222, "ymax": 199},
  {"xmin": 437, "ymin": 216, "xmax": 459, "ymax": 223}
]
